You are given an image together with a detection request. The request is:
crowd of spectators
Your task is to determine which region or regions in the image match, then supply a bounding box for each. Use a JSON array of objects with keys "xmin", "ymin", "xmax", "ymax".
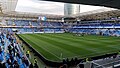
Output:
[{"xmin": 0, "ymin": 30, "xmax": 40, "ymax": 68}]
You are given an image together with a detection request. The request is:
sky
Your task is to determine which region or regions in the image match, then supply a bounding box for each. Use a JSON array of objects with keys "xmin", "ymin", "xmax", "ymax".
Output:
[{"xmin": 15, "ymin": 0, "xmax": 112, "ymax": 15}]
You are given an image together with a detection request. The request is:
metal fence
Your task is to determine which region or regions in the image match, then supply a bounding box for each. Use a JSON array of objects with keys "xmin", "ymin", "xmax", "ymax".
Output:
[
  {"xmin": 91, "ymin": 58, "xmax": 120, "ymax": 68},
  {"xmin": 76, "ymin": 57, "xmax": 120, "ymax": 68}
]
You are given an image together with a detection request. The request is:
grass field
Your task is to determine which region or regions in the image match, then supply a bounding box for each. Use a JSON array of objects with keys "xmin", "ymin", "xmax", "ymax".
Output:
[{"xmin": 18, "ymin": 33, "xmax": 120, "ymax": 62}]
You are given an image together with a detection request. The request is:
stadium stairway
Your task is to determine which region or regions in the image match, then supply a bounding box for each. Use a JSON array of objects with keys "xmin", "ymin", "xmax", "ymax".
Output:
[{"xmin": 92, "ymin": 56, "xmax": 120, "ymax": 67}]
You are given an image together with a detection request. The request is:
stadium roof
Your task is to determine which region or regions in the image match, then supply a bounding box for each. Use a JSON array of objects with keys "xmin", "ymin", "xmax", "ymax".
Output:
[
  {"xmin": 74, "ymin": 8, "xmax": 117, "ymax": 17},
  {"xmin": 77, "ymin": 10, "xmax": 120, "ymax": 20},
  {"xmin": 0, "ymin": 0, "xmax": 120, "ymax": 18},
  {"xmin": 44, "ymin": 0, "xmax": 120, "ymax": 9},
  {"xmin": 0, "ymin": 0, "xmax": 63, "ymax": 18}
]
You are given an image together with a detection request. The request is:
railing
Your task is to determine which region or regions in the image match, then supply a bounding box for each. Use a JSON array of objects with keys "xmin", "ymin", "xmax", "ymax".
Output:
[{"xmin": 91, "ymin": 57, "xmax": 120, "ymax": 68}]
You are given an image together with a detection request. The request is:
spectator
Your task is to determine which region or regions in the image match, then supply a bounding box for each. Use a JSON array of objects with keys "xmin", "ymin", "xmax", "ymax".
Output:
[
  {"xmin": 29, "ymin": 63, "xmax": 33, "ymax": 68},
  {"xmin": 34, "ymin": 58, "xmax": 37, "ymax": 64},
  {"xmin": 34, "ymin": 62, "xmax": 39, "ymax": 68},
  {"xmin": 2, "ymin": 63, "xmax": 6, "ymax": 68},
  {"xmin": 26, "ymin": 50, "xmax": 30, "ymax": 58},
  {"xmin": 13, "ymin": 60, "xmax": 20, "ymax": 68}
]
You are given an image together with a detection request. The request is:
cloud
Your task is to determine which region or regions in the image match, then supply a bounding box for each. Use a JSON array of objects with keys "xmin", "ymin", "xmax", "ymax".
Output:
[
  {"xmin": 15, "ymin": 0, "xmax": 64, "ymax": 15},
  {"xmin": 15, "ymin": 0, "xmax": 112, "ymax": 15},
  {"xmin": 80, "ymin": 4, "xmax": 106, "ymax": 13}
]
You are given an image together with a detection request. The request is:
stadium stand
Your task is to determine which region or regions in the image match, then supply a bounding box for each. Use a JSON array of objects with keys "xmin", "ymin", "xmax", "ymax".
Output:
[
  {"xmin": 1, "ymin": 0, "xmax": 120, "ymax": 67},
  {"xmin": 0, "ymin": 29, "xmax": 34, "ymax": 68},
  {"xmin": 1, "ymin": 18, "xmax": 120, "ymax": 68}
]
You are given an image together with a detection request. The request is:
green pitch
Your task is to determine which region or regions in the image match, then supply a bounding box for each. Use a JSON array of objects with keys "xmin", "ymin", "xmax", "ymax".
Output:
[{"xmin": 18, "ymin": 33, "xmax": 120, "ymax": 62}]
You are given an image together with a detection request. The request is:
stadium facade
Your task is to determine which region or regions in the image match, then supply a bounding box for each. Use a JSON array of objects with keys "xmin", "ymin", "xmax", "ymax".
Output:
[{"xmin": 64, "ymin": 3, "xmax": 80, "ymax": 16}]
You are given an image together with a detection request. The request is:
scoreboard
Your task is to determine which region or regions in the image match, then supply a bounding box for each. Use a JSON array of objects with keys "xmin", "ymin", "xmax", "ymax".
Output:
[{"xmin": 38, "ymin": 16, "xmax": 47, "ymax": 21}]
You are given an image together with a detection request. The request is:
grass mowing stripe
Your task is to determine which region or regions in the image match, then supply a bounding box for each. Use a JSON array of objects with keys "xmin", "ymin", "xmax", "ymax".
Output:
[
  {"xmin": 18, "ymin": 33, "xmax": 120, "ymax": 61},
  {"xmin": 41, "ymin": 34, "xmax": 103, "ymax": 52},
  {"xmin": 35, "ymin": 35, "xmax": 92, "ymax": 54},
  {"xmin": 34, "ymin": 34, "xmax": 98, "ymax": 59},
  {"xmin": 45, "ymin": 34, "xmax": 120, "ymax": 50},
  {"xmin": 36, "ymin": 34, "xmax": 120, "ymax": 57},
  {"xmin": 27, "ymin": 34, "xmax": 77, "ymax": 59},
  {"xmin": 51, "ymin": 33, "xmax": 120, "ymax": 44},
  {"xmin": 55, "ymin": 34, "xmax": 120, "ymax": 49},
  {"xmin": 53, "ymin": 34, "xmax": 120, "ymax": 49},
  {"xmin": 37, "ymin": 34, "xmax": 120, "ymax": 54},
  {"xmin": 34, "ymin": 34, "xmax": 111, "ymax": 57},
  {"xmin": 33, "ymin": 34, "xmax": 86, "ymax": 55},
  {"xmin": 24, "ymin": 34, "xmax": 62, "ymax": 60},
  {"xmin": 55, "ymin": 33, "xmax": 120, "ymax": 43},
  {"xmin": 42, "ymin": 34, "xmax": 113, "ymax": 51},
  {"xmin": 19, "ymin": 34, "xmax": 61, "ymax": 61}
]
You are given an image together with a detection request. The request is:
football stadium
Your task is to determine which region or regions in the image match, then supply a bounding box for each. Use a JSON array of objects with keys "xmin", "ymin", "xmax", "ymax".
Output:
[{"xmin": 1, "ymin": 0, "xmax": 120, "ymax": 68}]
